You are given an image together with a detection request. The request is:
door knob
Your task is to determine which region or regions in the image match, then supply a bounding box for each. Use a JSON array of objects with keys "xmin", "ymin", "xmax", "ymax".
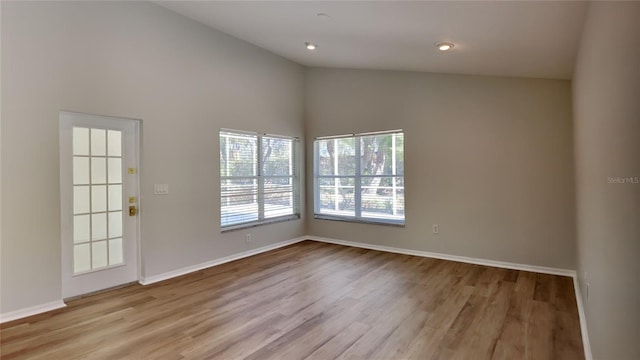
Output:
[{"xmin": 129, "ymin": 205, "xmax": 138, "ymax": 216}]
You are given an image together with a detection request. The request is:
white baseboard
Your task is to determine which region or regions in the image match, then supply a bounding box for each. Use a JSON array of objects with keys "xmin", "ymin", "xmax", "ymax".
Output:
[
  {"xmin": 1, "ymin": 234, "xmax": 592, "ymax": 360},
  {"xmin": 307, "ymin": 236, "xmax": 576, "ymax": 277},
  {"xmin": 0, "ymin": 237, "xmax": 307, "ymax": 323},
  {"xmin": 139, "ymin": 236, "xmax": 307, "ymax": 285},
  {"xmin": 0, "ymin": 300, "xmax": 66, "ymax": 324},
  {"xmin": 307, "ymin": 235, "xmax": 593, "ymax": 358},
  {"xmin": 573, "ymin": 276, "xmax": 593, "ymax": 360}
]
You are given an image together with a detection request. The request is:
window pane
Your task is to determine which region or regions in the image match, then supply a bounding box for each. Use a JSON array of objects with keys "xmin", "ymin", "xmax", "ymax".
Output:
[
  {"xmin": 314, "ymin": 131, "xmax": 404, "ymax": 224},
  {"xmin": 73, "ymin": 127, "xmax": 90, "ymax": 156},
  {"xmin": 361, "ymin": 176, "xmax": 403, "ymax": 221},
  {"xmin": 394, "ymin": 178, "xmax": 405, "ymax": 217},
  {"xmin": 264, "ymin": 177, "xmax": 293, "ymax": 218},
  {"xmin": 394, "ymin": 133, "xmax": 404, "ymax": 176},
  {"xmin": 262, "ymin": 137, "xmax": 292, "ymax": 176},
  {"xmin": 91, "ymin": 129, "xmax": 106, "ymax": 156},
  {"xmin": 318, "ymin": 177, "xmax": 355, "ymax": 216},
  {"xmin": 317, "ymin": 140, "xmax": 331, "ymax": 175},
  {"xmin": 220, "ymin": 177, "xmax": 259, "ymax": 227},
  {"xmin": 317, "ymin": 138, "xmax": 356, "ymax": 176},
  {"xmin": 360, "ymin": 134, "xmax": 394, "ymax": 176},
  {"xmin": 220, "ymin": 132, "xmax": 257, "ymax": 177},
  {"xmin": 220, "ymin": 130, "xmax": 299, "ymax": 229}
]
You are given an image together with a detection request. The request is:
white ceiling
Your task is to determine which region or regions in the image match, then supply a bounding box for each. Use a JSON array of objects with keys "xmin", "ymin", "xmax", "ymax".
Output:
[{"xmin": 157, "ymin": 1, "xmax": 589, "ymax": 80}]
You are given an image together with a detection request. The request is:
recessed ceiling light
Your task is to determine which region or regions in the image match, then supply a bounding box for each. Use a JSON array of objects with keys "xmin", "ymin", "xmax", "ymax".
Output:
[
  {"xmin": 305, "ymin": 42, "xmax": 317, "ymax": 50},
  {"xmin": 436, "ymin": 42, "xmax": 454, "ymax": 51}
]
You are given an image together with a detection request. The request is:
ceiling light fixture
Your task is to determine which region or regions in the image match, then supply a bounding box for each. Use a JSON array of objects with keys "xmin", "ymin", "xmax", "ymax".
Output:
[
  {"xmin": 305, "ymin": 42, "xmax": 317, "ymax": 50},
  {"xmin": 436, "ymin": 42, "xmax": 454, "ymax": 51}
]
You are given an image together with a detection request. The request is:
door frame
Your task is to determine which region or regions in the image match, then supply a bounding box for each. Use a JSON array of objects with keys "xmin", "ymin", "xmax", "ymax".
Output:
[{"xmin": 59, "ymin": 111, "xmax": 142, "ymax": 299}]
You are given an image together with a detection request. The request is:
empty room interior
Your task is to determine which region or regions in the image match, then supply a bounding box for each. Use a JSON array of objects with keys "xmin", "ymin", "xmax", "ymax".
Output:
[{"xmin": 1, "ymin": 1, "xmax": 639, "ymax": 359}]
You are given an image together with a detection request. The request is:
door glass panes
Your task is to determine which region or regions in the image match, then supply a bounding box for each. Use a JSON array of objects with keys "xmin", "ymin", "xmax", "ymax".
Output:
[
  {"xmin": 91, "ymin": 186, "xmax": 107, "ymax": 212},
  {"xmin": 74, "ymin": 244, "xmax": 91, "ymax": 273},
  {"xmin": 107, "ymin": 130, "xmax": 122, "ymax": 156},
  {"xmin": 73, "ymin": 158, "xmax": 90, "ymax": 184},
  {"xmin": 108, "ymin": 158, "xmax": 122, "ymax": 183},
  {"xmin": 74, "ymin": 215, "xmax": 90, "ymax": 243},
  {"xmin": 108, "ymin": 212, "xmax": 122, "ymax": 238},
  {"xmin": 72, "ymin": 127, "xmax": 125, "ymax": 273},
  {"xmin": 92, "ymin": 213, "xmax": 107, "ymax": 240},
  {"xmin": 92, "ymin": 241, "xmax": 108, "ymax": 268},
  {"xmin": 109, "ymin": 238, "xmax": 123, "ymax": 265},
  {"xmin": 74, "ymin": 186, "xmax": 90, "ymax": 214},
  {"xmin": 108, "ymin": 185, "xmax": 122, "ymax": 211},
  {"xmin": 91, "ymin": 158, "xmax": 106, "ymax": 184},
  {"xmin": 91, "ymin": 129, "xmax": 106, "ymax": 156},
  {"xmin": 73, "ymin": 128, "xmax": 90, "ymax": 155}
]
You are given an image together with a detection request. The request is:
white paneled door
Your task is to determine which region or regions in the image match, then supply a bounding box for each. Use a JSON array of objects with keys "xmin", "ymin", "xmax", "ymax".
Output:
[{"xmin": 60, "ymin": 112, "xmax": 140, "ymax": 299}]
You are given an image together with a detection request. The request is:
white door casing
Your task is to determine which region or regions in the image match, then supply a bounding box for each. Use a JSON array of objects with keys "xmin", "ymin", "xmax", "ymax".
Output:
[{"xmin": 60, "ymin": 111, "xmax": 140, "ymax": 299}]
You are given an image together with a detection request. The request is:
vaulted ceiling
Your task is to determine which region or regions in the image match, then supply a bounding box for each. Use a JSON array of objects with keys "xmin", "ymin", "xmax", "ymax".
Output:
[{"xmin": 158, "ymin": 1, "xmax": 588, "ymax": 80}]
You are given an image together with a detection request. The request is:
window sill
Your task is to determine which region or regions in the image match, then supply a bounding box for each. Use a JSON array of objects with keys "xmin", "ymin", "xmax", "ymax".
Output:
[
  {"xmin": 221, "ymin": 214, "xmax": 301, "ymax": 233},
  {"xmin": 314, "ymin": 214, "xmax": 405, "ymax": 227}
]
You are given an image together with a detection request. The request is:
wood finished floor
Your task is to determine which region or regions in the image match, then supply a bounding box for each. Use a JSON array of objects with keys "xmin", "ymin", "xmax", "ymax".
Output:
[{"xmin": 1, "ymin": 241, "xmax": 584, "ymax": 360}]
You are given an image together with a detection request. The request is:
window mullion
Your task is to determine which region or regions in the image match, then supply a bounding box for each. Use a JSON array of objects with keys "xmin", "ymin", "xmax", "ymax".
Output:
[
  {"xmin": 313, "ymin": 141, "xmax": 319, "ymax": 215},
  {"xmin": 392, "ymin": 134, "xmax": 397, "ymax": 216},
  {"xmin": 334, "ymin": 139, "xmax": 339, "ymax": 211},
  {"xmin": 257, "ymin": 135, "xmax": 264, "ymax": 221},
  {"xmin": 291, "ymin": 140, "xmax": 296, "ymax": 214},
  {"xmin": 354, "ymin": 136, "xmax": 362, "ymax": 219}
]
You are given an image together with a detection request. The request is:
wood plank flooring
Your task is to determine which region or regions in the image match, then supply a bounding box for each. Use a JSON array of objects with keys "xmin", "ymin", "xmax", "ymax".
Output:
[{"xmin": 0, "ymin": 241, "xmax": 584, "ymax": 359}]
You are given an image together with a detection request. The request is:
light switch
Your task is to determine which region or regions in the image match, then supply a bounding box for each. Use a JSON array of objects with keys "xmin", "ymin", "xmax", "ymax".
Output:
[{"xmin": 153, "ymin": 184, "xmax": 169, "ymax": 195}]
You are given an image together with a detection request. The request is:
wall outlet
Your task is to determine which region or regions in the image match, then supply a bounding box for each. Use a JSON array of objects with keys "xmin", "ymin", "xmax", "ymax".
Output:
[
  {"xmin": 432, "ymin": 224, "xmax": 439, "ymax": 234},
  {"xmin": 245, "ymin": 234, "xmax": 251, "ymax": 243}
]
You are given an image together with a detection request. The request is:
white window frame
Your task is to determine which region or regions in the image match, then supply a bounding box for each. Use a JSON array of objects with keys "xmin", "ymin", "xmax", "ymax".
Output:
[
  {"xmin": 313, "ymin": 129, "xmax": 405, "ymax": 226},
  {"xmin": 220, "ymin": 129, "xmax": 300, "ymax": 232}
]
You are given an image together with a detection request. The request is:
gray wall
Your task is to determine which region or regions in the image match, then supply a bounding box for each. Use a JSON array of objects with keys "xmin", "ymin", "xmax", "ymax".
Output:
[
  {"xmin": 1, "ymin": 1, "xmax": 305, "ymax": 314},
  {"xmin": 1, "ymin": 1, "xmax": 593, "ymax": 333},
  {"xmin": 573, "ymin": 2, "xmax": 640, "ymax": 359},
  {"xmin": 305, "ymin": 68, "xmax": 576, "ymax": 270}
]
